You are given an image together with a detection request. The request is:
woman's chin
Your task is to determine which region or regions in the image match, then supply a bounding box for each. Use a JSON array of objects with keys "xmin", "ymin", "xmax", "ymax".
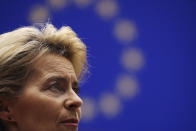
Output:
[{"xmin": 57, "ymin": 125, "xmax": 78, "ymax": 131}]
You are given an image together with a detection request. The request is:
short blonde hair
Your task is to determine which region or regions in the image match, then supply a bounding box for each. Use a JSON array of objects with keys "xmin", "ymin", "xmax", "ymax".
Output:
[{"xmin": 0, "ymin": 24, "xmax": 87, "ymax": 98}]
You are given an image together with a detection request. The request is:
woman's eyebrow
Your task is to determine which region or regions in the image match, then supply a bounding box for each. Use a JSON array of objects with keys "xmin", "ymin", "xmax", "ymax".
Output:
[
  {"xmin": 72, "ymin": 81, "xmax": 79, "ymax": 88},
  {"xmin": 45, "ymin": 76, "xmax": 68, "ymax": 83},
  {"xmin": 45, "ymin": 76, "xmax": 79, "ymax": 85}
]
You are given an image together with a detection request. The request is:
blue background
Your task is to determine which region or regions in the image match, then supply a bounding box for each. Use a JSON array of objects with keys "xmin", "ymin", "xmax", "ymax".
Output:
[{"xmin": 0, "ymin": 0, "xmax": 195, "ymax": 131}]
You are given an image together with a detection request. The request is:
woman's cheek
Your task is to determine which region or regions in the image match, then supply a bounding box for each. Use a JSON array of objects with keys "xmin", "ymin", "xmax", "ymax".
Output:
[{"xmin": 12, "ymin": 89, "xmax": 62, "ymax": 129}]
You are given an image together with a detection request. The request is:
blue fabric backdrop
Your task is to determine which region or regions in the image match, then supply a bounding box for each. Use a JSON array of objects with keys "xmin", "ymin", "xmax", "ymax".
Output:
[{"xmin": 0, "ymin": 0, "xmax": 195, "ymax": 131}]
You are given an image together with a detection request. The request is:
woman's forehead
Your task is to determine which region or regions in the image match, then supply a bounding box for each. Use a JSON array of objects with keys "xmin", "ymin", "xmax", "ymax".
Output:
[{"xmin": 29, "ymin": 54, "xmax": 77, "ymax": 81}]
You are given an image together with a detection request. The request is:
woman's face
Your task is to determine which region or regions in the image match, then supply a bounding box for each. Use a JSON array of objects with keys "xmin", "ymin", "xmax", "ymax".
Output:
[{"xmin": 10, "ymin": 54, "xmax": 83, "ymax": 131}]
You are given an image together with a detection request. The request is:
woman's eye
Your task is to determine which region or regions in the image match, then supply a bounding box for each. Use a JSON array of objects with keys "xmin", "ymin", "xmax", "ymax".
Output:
[
  {"xmin": 73, "ymin": 87, "xmax": 80, "ymax": 95},
  {"xmin": 49, "ymin": 82, "xmax": 64, "ymax": 92}
]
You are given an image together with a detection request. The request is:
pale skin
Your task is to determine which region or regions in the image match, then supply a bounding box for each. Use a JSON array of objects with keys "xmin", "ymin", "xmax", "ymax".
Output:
[{"xmin": 0, "ymin": 54, "xmax": 83, "ymax": 131}]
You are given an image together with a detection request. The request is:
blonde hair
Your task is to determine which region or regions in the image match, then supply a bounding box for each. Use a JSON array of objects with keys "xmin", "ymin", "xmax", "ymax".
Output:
[{"xmin": 0, "ymin": 24, "xmax": 87, "ymax": 98}]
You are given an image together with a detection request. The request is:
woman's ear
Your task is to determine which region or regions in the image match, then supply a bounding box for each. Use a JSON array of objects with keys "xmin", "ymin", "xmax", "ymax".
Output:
[{"xmin": 0, "ymin": 100, "xmax": 16, "ymax": 122}]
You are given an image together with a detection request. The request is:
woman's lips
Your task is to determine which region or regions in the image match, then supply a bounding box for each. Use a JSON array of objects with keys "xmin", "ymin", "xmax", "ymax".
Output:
[{"xmin": 59, "ymin": 118, "xmax": 79, "ymax": 127}]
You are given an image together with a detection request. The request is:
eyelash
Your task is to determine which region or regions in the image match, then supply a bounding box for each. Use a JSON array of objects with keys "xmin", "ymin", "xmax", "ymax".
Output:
[
  {"xmin": 49, "ymin": 82, "xmax": 64, "ymax": 92},
  {"xmin": 48, "ymin": 81, "xmax": 80, "ymax": 95},
  {"xmin": 73, "ymin": 87, "xmax": 80, "ymax": 95}
]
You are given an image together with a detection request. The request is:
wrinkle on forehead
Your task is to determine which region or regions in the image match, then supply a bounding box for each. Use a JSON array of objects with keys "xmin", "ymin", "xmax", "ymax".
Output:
[
  {"xmin": 34, "ymin": 54, "xmax": 74, "ymax": 72},
  {"xmin": 27, "ymin": 54, "xmax": 77, "ymax": 85},
  {"xmin": 38, "ymin": 60, "xmax": 75, "ymax": 76}
]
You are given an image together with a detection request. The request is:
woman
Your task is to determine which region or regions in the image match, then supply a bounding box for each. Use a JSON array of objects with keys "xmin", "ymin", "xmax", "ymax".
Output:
[{"xmin": 0, "ymin": 24, "xmax": 87, "ymax": 131}]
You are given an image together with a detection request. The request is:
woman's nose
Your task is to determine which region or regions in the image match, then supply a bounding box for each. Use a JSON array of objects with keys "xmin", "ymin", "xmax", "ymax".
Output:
[{"xmin": 64, "ymin": 90, "xmax": 83, "ymax": 110}]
